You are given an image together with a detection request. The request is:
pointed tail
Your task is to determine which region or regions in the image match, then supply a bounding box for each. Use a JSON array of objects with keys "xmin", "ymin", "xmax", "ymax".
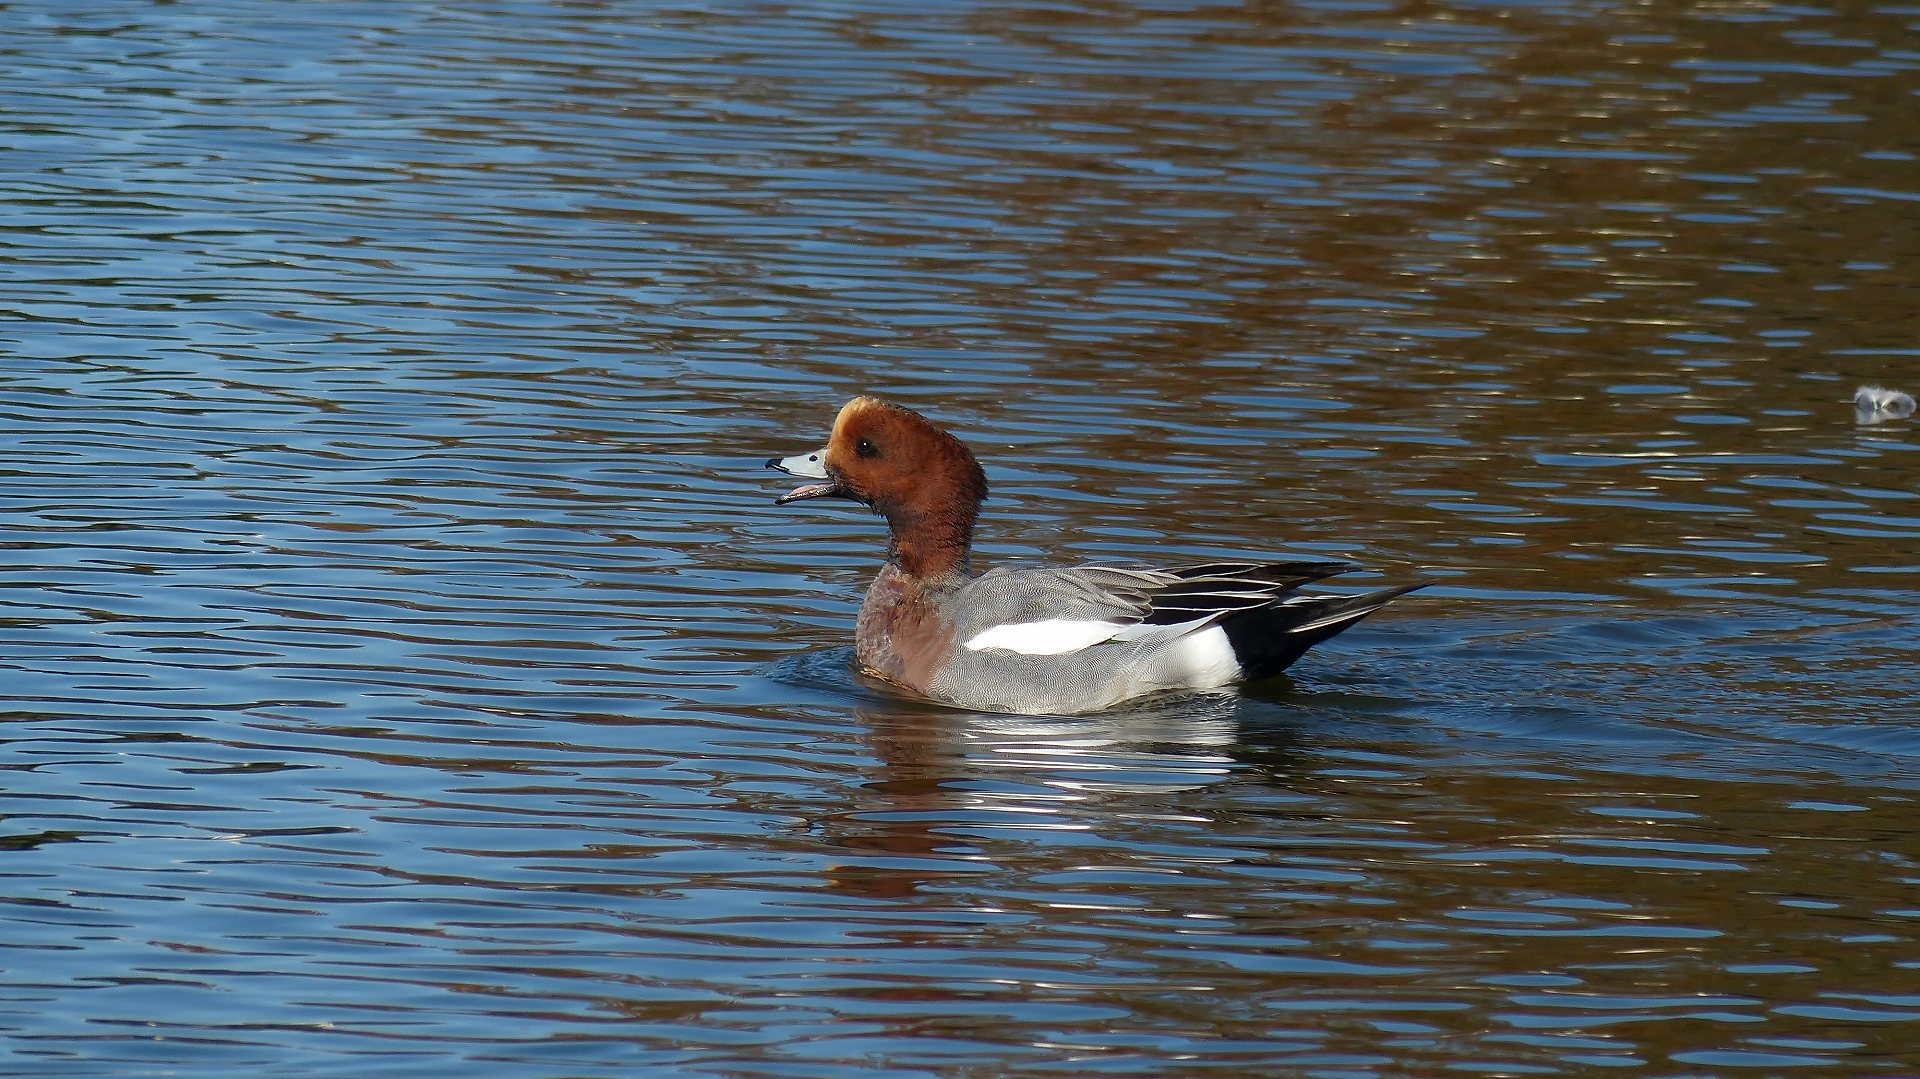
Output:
[{"xmin": 1220, "ymin": 583, "xmax": 1426, "ymax": 682}]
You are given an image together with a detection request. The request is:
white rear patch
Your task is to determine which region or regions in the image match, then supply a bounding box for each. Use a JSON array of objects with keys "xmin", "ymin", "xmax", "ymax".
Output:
[
  {"xmin": 963, "ymin": 619, "xmax": 1123, "ymax": 656},
  {"xmin": 1168, "ymin": 624, "xmax": 1241, "ymax": 686}
]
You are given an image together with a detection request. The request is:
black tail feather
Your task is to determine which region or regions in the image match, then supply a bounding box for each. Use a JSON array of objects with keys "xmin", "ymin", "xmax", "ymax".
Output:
[{"xmin": 1219, "ymin": 583, "xmax": 1427, "ymax": 682}]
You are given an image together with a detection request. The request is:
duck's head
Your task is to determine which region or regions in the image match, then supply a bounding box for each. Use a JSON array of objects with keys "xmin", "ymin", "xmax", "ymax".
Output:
[{"xmin": 768, "ymin": 396, "xmax": 987, "ymax": 526}]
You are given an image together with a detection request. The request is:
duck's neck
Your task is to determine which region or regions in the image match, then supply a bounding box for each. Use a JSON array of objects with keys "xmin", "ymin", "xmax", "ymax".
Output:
[{"xmin": 883, "ymin": 504, "xmax": 976, "ymax": 582}]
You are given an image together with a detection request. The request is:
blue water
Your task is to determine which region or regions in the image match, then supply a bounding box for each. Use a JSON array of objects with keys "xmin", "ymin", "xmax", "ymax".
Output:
[{"xmin": 4, "ymin": 0, "xmax": 1919, "ymax": 1074}]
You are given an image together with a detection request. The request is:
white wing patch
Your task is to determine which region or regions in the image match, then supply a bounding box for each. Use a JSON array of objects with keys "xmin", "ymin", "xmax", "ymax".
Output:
[{"xmin": 962, "ymin": 618, "xmax": 1124, "ymax": 656}]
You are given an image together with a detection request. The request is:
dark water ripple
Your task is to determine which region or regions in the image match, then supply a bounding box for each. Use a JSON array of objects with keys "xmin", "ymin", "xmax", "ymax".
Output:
[{"xmin": 4, "ymin": 0, "xmax": 1920, "ymax": 1075}]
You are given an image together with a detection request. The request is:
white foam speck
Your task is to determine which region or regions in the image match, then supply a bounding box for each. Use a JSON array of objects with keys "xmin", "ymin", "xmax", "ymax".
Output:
[{"xmin": 1854, "ymin": 385, "xmax": 1915, "ymax": 424}]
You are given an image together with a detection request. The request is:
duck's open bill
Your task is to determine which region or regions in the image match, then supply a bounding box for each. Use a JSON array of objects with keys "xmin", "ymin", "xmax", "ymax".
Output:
[
  {"xmin": 767, "ymin": 395, "xmax": 1424, "ymax": 715},
  {"xmin": 767, "ymin": 448, "xmax": 841, "ymax": 504}
]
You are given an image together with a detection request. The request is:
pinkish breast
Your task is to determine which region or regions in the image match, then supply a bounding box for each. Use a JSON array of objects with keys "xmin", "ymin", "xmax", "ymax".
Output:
[{"xmin": 855, "ymin": 564, "xmax": 957, "ymax": 694}]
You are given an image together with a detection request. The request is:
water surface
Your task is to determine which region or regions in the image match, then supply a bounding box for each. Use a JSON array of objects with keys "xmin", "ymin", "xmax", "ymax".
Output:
[{"xmin": 4, "ymin": 0, "xmax": 1919, "ymax": 1074}]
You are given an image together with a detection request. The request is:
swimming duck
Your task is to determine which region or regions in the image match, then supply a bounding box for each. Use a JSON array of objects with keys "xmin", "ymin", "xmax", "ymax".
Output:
[{"xmin": 769, "ymin": 396, "xmax": 1422, "ymax": 715}]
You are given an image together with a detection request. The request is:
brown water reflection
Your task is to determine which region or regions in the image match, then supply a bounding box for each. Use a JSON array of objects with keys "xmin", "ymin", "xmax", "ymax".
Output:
[
  {"xmin": 3, "ymin": 0, "xmax": 1918, "ymax": 1074},
  {"xmin": 784, "ymin": 686, "xmax": 1919, "ymax": 1071}
]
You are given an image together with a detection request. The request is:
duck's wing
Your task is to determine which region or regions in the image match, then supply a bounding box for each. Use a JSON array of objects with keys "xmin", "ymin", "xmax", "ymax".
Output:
[
  {"xmin": 952, "ymin": 561, "xmax": 1361, "ymax": 656},
  {"xmin": 1139, "ymin": 561, "xmax": 1355, "ymax": 625},
  {"xmin": 949, "ymin": 564, "xmax": 1174, "ymax": 656}
]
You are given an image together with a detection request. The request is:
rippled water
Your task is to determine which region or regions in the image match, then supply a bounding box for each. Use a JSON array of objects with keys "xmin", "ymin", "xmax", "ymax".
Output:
[{"xmin": 5, "ymin": 0, "xmax": 1920, "ymax": 1074}]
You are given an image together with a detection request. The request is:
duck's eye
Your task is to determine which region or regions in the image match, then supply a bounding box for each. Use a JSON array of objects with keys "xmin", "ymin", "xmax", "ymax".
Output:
[{"xmin": 855, "ymin": 438, "xmax": 877, "ymax": 458}]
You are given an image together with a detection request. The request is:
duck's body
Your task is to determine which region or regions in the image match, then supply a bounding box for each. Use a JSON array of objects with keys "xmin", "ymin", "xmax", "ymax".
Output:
[{"xmin": 770, "ymin": 396, "xmax": 1422, "ymax": 715}]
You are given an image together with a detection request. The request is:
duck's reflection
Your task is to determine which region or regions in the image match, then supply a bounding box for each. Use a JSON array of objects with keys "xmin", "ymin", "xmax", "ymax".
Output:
[{"xmin": 818, "ymin": 683, "xmax": 1311, "ymax": 900}]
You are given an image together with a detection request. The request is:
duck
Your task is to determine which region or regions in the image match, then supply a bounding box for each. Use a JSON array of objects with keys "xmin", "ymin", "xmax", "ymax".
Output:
[{"xmin": 768, "ymin": 396, "xmax": 1423, "ymax": 715}]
